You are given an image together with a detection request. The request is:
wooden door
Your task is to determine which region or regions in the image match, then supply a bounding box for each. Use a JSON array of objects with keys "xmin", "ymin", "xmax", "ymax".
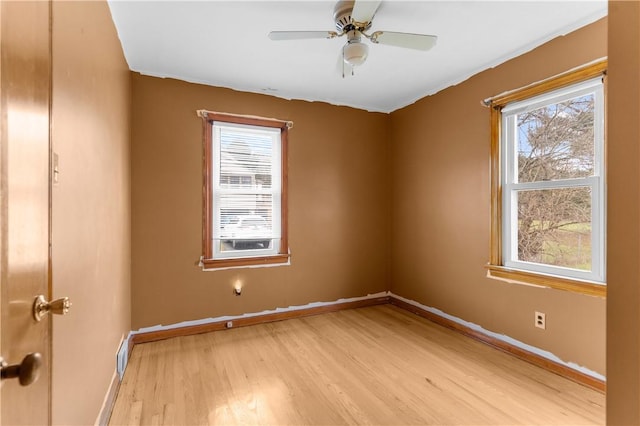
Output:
[{"xmin": 0, "ymin": 1, "xmax": 52, "ymax": 424}]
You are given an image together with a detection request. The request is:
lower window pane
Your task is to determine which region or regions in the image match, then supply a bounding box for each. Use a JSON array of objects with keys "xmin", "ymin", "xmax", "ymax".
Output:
[
  {"xmin": 219, "ymin": 210, "xmax": 274, "ymax": 253},
  {"xmin": 220, "ymin": 239, "xmax": 272, "ymax": 252},
  {"xmin": 517, "ymin": 187, "xmax": 592, "ymax": 271}
]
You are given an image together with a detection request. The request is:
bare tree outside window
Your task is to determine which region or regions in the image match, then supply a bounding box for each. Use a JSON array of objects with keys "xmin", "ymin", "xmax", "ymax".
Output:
[{"xmin": 515, "ymin": 95, "xmax": 594, "ymax": 270}]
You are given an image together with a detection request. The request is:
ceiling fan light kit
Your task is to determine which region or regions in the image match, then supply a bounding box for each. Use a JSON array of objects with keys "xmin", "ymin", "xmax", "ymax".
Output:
[
  {"xmin": 343, "ymin": 30, "xmax": 368, "ymax": 66},
  {"xmin": 343, "ymin": 41, "xmax": 368, "ymax": 66},
  {"xmin": 268, "ymin": 0, "xmax": 437, "ymax": 76},
  {"xmin": 343, "ymin": 41, "xmax": 369, "ymax": 67}
]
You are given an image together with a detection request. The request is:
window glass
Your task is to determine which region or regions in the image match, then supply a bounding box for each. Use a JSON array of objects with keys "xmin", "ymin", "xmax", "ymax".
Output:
[
  {"xmin": 517, "ymin": 94, "xmax": 595, "ymax": 183},
  {"xmin": 516, "ymin": 187, "xmax": 592, "ymax": 271}
]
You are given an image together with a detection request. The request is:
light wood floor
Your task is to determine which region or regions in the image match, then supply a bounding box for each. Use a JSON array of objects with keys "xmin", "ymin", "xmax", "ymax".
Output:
[{"xmin": 109, "ymin": 305, "xmax": 604, "ymax": 425}]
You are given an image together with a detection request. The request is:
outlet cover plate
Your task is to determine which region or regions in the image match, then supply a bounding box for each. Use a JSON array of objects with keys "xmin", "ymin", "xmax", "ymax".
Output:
[{"xmin": 535, "ymin": 311, "xmax": 546, "ymax": 330}]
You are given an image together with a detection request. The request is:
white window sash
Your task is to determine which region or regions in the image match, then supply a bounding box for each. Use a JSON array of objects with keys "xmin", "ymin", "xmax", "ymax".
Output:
[
  {"xmin": 211, "ymin": 121, "xmax": 282, "ymax": 259},
  {"xmin": 501, "ymin": 78, "xmax": 605, "ymax": 283},
  {"xmin": 501, "ymin": 77, "xmax": 603, "ymax": 115}
]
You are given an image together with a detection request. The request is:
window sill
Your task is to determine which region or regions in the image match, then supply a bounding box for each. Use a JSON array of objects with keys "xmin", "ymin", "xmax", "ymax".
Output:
[
  {"xmin": 486, "ymin": 264, "xmax": 606, "ymax": 297},
  {"xmin": 201, "ymin": 253, "xmax": 290, "ymax": 271}
]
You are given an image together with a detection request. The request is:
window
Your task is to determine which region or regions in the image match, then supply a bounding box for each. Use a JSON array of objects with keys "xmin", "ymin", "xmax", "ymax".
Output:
[
  {"xmin": 200, "ymin": 111, "xmax": 290, "ymax": 269},
  {"xmin": 487, "ymin": 61, "xmax": 606, "ymax": 296}
]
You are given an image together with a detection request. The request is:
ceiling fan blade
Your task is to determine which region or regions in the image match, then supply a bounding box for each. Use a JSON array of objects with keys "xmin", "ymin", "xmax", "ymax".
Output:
[
  {"xmin": 268, "ymin": 31, "xmax": 337, "ymax": 41},
  {"xmin": 351, "ymin": 0, "xmax": 381, "ymax": 24},
  {"xmin": 370, "ymin": 31, "xmax": 437, "ymax": 51}
]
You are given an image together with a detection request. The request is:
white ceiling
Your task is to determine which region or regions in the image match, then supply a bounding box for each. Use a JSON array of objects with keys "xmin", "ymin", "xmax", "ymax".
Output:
[{"xmin": 108, "ymin": 1, "xmax": 607, "ymax": 113}]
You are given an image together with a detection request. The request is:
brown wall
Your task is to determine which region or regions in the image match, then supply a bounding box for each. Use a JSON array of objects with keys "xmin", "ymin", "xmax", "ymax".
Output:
[
  {"xmin": 51, "ymin": 2, "xmax": 131, "ymax": 424},
  {"xmin": 130, "ymin": 75, "xmax": 390, "ymax": 329},
  {"xmin": 607, "ymin": 1, "xmax": 640, "ymax": 423},
  {"xmin": 389, "ymin": 18, "xmax": 607, "ymax": 375},
  {"xmin": 30, "ymin": 0, "xmax": 640, "ymax": 422}
]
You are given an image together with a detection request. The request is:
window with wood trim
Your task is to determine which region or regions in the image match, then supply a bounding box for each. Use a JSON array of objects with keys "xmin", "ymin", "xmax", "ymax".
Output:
[
  {"xmin": 200, "ymin": 111, "xmax": 290, "ymax": 269},
  {"xmin": 487, "ymin": 61, "xmax": 607, "ymax": 296}
]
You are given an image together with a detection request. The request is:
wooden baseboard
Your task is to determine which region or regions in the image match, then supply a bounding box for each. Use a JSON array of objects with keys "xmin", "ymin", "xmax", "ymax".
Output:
[
  {"xmin": 127, "ymin": 294, "xmax": 604, "ymax": 394},
  {"xmin": 95, "ymin": 371, "xmax": 121, "ymax": 426},
  {"xmin": 389, "ymin": 297, "xmax": 605, "ymax": 393},
  {"xmin": 130, "ymin": 296, "xmax": 390, "ymax": 346}
]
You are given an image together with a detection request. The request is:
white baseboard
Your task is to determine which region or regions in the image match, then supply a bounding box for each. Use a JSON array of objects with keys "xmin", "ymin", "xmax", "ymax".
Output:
[
  {"xmin": 389, "ymin": 292, "xmax": 605, "ymax": 383},
  {"xmin": 130, "ymin": 291, "xmax": 391, "ymax": 336},
  {"xmin": 94, "ymin": 370, "xmax": 120, "ymax": 426}
]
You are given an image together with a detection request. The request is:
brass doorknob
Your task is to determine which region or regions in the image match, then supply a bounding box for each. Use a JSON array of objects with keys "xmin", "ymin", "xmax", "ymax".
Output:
[
  {"xmin": 0, "ymin": 353, "xmax": 42, "ymax": 386},
  {"xmin": 33, "ymin": 295, "xmax": 71, "ymax": 322}
]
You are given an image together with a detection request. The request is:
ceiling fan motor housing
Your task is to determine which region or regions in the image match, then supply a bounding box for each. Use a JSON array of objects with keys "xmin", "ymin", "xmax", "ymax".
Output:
[
  {"xmin": 333, "ymin": 0, "xmax": 353, "ymax": 32},
  {"xmin": 333, "ymin": 0, "xmax": 372, "ymax": 33}
]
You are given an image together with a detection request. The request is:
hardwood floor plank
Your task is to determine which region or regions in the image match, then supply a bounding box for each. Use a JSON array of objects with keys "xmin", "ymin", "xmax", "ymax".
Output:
[{"xmin": 109, "ymin": 305, "xmax": 604, "ymax": 425}]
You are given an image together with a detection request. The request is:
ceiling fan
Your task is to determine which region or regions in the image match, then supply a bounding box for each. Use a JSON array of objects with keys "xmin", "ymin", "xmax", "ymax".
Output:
[{"xmin": 268, "ymin": 0, "xmax": 437, "ymax": 77}]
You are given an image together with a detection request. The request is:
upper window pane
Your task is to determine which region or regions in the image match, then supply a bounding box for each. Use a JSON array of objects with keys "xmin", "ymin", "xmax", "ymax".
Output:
[
  {"xmin": 517, "ymin": 94, "xmax": 595, "ymax": 183},
  {"xmin": 220, "ymin": 128, "xmax": 274, "ymax": 189}
]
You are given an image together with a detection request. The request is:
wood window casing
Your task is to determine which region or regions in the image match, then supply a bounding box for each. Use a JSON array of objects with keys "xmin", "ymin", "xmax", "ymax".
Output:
[
  {"xmin": 200, "ymin": 111, "xmax": 290, "ymax": 269},
  {"xmin": 486, "ymin": 60, "xmax": 607, "ymax": 297}
]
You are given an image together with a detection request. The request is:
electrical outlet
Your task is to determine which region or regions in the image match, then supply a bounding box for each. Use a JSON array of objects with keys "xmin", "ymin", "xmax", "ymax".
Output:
[
  {"xmin": 535, "ymin": 311, "xmax": 546, "ymax": 330},
  {"xmin": 226, "ymin": 321, "xmax": 233, "ymax": 329}
]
